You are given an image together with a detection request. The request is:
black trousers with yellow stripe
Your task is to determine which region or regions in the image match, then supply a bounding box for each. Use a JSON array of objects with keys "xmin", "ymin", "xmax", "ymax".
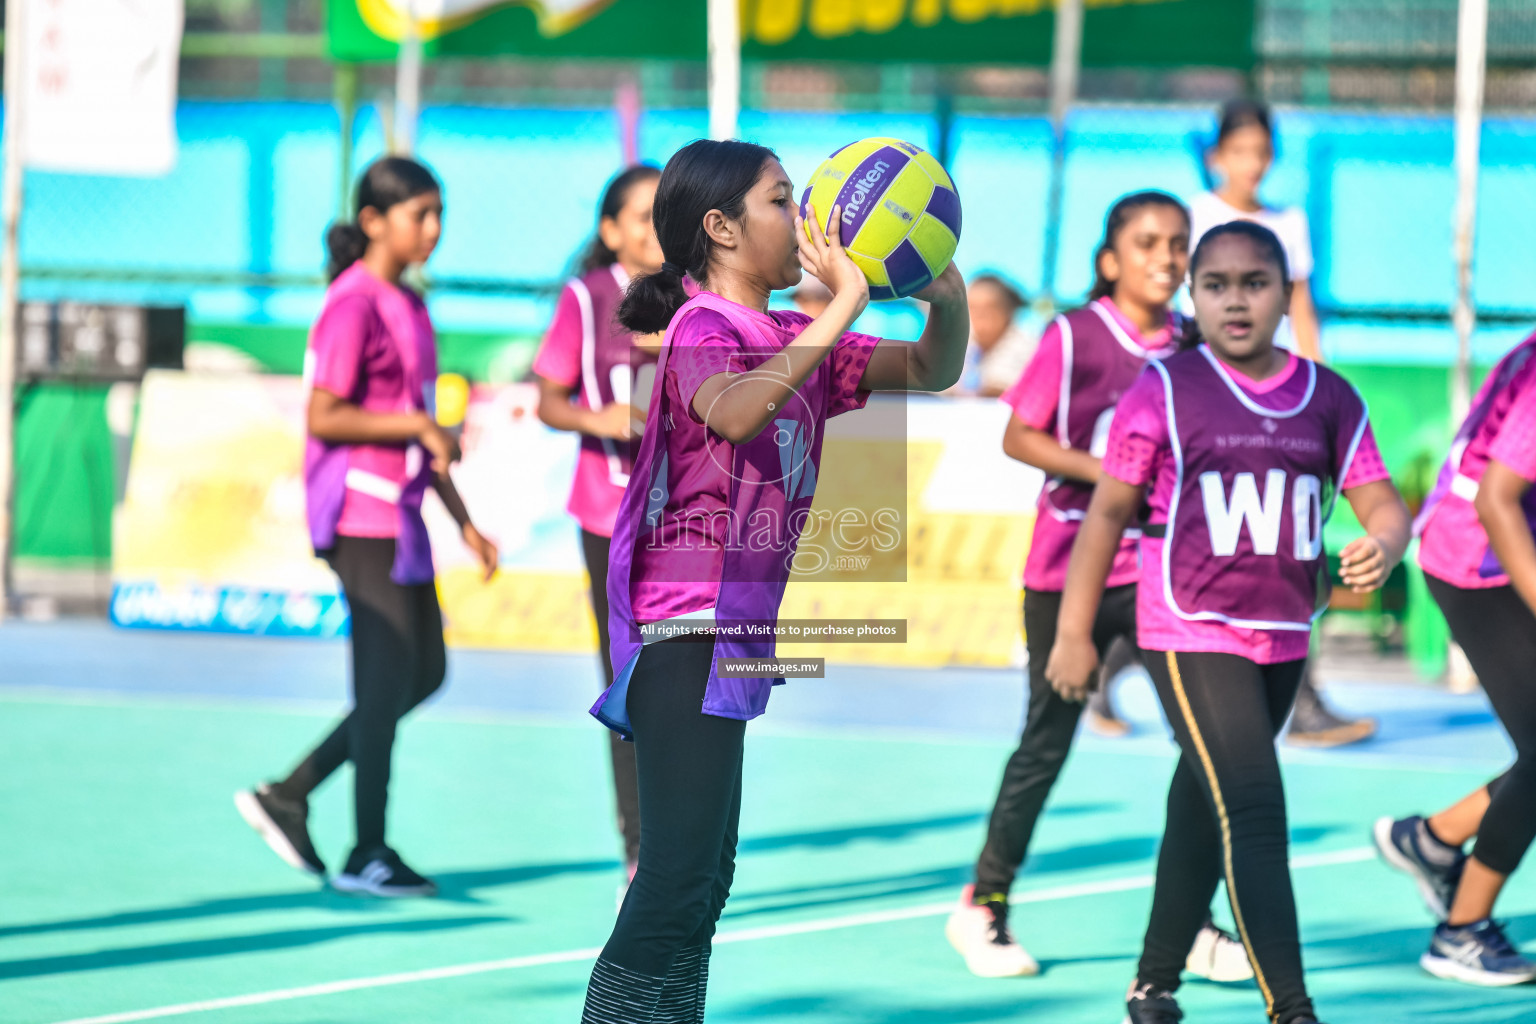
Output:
[{"xmin": 1140, "ymin": 651, "xmax": 1313, "ymax": 1024}]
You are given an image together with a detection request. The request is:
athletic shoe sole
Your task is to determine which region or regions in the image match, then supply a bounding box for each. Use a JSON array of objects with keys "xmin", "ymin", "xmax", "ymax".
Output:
[
  {"xmin": 1420, "ymin": 951, "xmax": 1536, "ymax": 987},
  {"xmin": 234, "ymin": 790, "xmax": 322, "ymax": 878},
  {"xmin": 1373, "ymin": 816, "xmax": 1450, "ymax": 920},
  {"xmin": 331, "ymin": 874, "xmax": 437, "ymax": 898},
  {"xmin": 1285, "ymin": 718, "xmax": 1378, "ymax": 748},
  {"xmin": 943, "ymin": 914, "xmax": 1039, "ymax": 978}
]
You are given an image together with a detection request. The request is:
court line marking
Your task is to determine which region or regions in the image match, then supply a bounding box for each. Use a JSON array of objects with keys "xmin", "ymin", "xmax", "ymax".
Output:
[
  {"xmin": 0, "ymin": 683, "xmax": 1506, "ymax": 775},
  {"xmin": 48, "ymin": 846, "xmax": 1376, "ymax": 1024}
]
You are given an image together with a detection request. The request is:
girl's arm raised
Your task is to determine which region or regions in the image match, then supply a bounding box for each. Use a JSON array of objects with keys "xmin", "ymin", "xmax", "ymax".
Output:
[
  {"xmin": 1044, "ymin": 476, "xmax": 1145, "ymax": 702},
  {"xmin": 1003, "ymin": 415, "xmax": 1102, "ymax": 483},
  {"xmin": 1338, "ymin": 478, "xmax": 1411, "ymax": 593},
  {"xmin": 1475, "ymin": 460, "xmax": 1536, "ymax": 613},
  {"xmin": 857, "ymin": 263, "xmax": 969, "ymax": 392},
  {"xmin": 691, "ymin": 204, "xmax": 868, "ymax": 444}
]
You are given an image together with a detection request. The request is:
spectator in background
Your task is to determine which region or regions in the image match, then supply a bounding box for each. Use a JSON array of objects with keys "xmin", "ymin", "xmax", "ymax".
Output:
[
  {"xmin": 1190, "ymin": 98, "xmax": 1375, "ymax": 749},
  {"xmin": 1190, "ymin": 99, "xmax": 1321, "ymax": 362},
  {"xmin": 947, "ymin": 273, "xmax": 1038, "ymax": 398}
]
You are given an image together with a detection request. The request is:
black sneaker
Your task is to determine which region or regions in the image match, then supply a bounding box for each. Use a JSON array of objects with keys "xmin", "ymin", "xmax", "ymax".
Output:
[
  {"xmin": 332, "ymin": 846, "xmax": 438, "ymax": 898},
  {"xmin": 1123, "ymin": 980, "xmax": 1182, "ymax": 1023},
  {"xmin": 1421, "ymin": 918, "xmax": 1536, "ymax": 986},
  {"xmin": 235, "ymin": 784, "xmax": 325, "ymax": 877}
]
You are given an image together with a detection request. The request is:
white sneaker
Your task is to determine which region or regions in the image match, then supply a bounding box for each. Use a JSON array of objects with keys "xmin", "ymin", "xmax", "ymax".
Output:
[
  {"xmin": 1185, "ymin": 920, "xmax": 1254, "ymax": 982},
  {"xmin": 944, "ymin": 885, "xmax": 1039, "ymax": 978}
]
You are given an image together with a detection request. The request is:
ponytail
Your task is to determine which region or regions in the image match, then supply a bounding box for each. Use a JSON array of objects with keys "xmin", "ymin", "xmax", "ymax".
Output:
[
  {"xmin": 617, "ymin": 138, "xmax": 777, "ymax": 334},
  {"xmin": 324, "ymin": 156, "xmax": 442, "ymax": 282},
  {"xmin": 575, "ymin": 164, "xmax": 662, "ymax": 277}
]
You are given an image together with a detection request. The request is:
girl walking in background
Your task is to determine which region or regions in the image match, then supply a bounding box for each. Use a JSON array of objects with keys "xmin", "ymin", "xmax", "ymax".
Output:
[
  {"xmin": 236, "ymin": 157, "xmax": 498, "ymax": 898},
  {"xmin": 948, "ymin": 191, "xmax": 1248, "ymax": 985},
  {"xmin": 1192, "ymin": 98, "xmax": 1375, "ymax": 749},
  {"xmin": 534, "ymin": 164, "xmax": 664, "ymax": 897},
  {"xmin": 1048, "ymin": 222, "xmax": 1410, "ymax": 1024}
]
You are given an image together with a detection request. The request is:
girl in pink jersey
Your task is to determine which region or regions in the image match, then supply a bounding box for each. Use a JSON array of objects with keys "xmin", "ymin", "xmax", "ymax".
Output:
[
  {"xmin": 1048, "ymin": 221, "xmax": 1411, "ymax": 1024},
  {"xmin": 1371, "ymin": 328, "xmax": 1536, "ymax": 986},
  {"xmin": 947, "ymin": 191, "xmax": 1246, "ymax": 985},
  {"xmin": 579, "ymin": 139, "xmax": 969, "ymax": 1024},
  {"xmin": 534, "ymin": 164, "xmax": 663, "ymax": 886},
  {"xmin": 236, "ymin": 158, "xmax": 498, "ymax": 898}
]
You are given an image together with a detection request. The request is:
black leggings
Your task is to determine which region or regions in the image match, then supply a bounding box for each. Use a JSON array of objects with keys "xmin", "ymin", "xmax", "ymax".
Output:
[
  {"xmin": 1427, "ymin": 575, "xmax": 1536, "ymax": 876},
  {"xmin": 973, "ymin": 584, "xmax": 1138, "ymax": 894},
  {"xmin": 594, "ymin": 638, "xmax": 743, "ymax": 979},
  {"xmin": 582, "ymin": 527, "xmax": 642, "ymax": 865},
  {"xmin": 281, "ymin": 535, "xmax": 446, "ymax": 853},
  {"xmin": 1139, "ymin": 651, "xmax": 1310, "ymax": 1024}
]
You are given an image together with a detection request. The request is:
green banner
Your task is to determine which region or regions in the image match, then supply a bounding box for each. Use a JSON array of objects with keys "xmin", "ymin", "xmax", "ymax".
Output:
[{"xmin": 327, "ymin": 0, "xmax": 1254, "ymax": 68}]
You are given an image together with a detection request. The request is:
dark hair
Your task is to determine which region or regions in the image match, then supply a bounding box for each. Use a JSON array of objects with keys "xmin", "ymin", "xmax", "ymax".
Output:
[
  {"xmin": 325, "ymin": 156, "xmax": 442, "ymax": 282},
  {"xmin": 1216, "ymin": 99, "xmax": 1273, "ymax": 147},
  {"xmin": 970, "ymin": 272, "xmax": 1026, "ymax": 311},
  {"xmin": 1189, "ymin": 220, "xmax": 1290, "ymax": 285},
  {"xmin": 575, "ymin": 164, "xmax": 662, "ymax": 276},
  {"xmin": 617, "ymin": 139, "xmax": 778, "ymax": 334},
  {"xmin": 1088, "ymin": 191, "xmax": 1190, "ymax": 301}
]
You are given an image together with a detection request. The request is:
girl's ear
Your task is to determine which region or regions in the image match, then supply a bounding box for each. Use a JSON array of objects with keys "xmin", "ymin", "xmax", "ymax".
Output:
[
  {"xmin": 1098, "ymin": 247, "xmax": 1121, "ymax": 289},
  {"xmin": 701, "ymin": 208, "xmax": 736, "ymax": 251},
  {"xmin": 358, "ymin": 205, "xmax": 386, "ymax": 243},
  {"xmin": 597, "ymin": 216, "xmax": 624, "ymax": 255}
]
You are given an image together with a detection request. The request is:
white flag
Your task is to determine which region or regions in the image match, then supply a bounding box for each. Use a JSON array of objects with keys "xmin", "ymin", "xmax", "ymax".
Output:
[{"xmin": 20, "ymin": 0, "xmax": 184, "ymax": 176}]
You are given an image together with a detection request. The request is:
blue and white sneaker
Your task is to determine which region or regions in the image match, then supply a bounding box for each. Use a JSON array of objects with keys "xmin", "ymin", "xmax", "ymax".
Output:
[
  {"xmin": 1421, "ymin": 919, "xmax": 1536, "ymax": 987},
  {"xmin": 1373, "ymin": 815, "xmax": 1465, "ymax": 920}
]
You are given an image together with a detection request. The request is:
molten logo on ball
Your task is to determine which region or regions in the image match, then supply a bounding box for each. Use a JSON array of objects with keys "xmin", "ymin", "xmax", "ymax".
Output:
[{"xmin": 800, "ymin": 136, "xmax": 962, "ymax": 301}]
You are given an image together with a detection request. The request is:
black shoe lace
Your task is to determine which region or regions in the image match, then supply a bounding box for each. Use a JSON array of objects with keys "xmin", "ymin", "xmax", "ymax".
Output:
[{"xmin": 976, "ymin": 896, "xmax": 1013, "ymax": 945}]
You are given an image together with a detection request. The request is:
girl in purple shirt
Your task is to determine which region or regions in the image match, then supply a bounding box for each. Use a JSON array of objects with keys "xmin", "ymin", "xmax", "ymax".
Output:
[
  {"xmin": 1047, "ymin": 222, "xmax": 1410, "ymax": 1024},
  {"xmin": 1372, "ymin": 328, "xmax": 1536, "ymax": 986},
  {"xmin": 534, "ymin": 164, "xmax": 664, "ymax": 888},
  {"xmin": 948, "ymin": 191, "xmax": 1247, "ymax": 985},
  {"xmin": 580, "ymin": 139, "xmax": 969, "ymax": 1024},
  {"xmin": 235, "ymin": 158, "xmax": 497, "ymax": 898}
]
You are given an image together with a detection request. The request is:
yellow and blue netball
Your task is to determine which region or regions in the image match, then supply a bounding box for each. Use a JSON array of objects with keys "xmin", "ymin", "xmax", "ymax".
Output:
[{"xmin": 799, "ymin": 137, "xmax": 961, "ymax": 301}]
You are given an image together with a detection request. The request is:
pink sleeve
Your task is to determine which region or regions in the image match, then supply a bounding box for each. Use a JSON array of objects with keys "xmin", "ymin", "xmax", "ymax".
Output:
[
  {"xmin": 1489, "ymin": 379, "xmax": 1536, "ymax": 483},
  {"xmin": 309, "ymin": 294, "xmax": 375, "ymax": 400},
  {"xmin": 668, "ymin": 310, "xmax": 742, "ymax": 424},
  {"xmin": 531, "ymin": 285, "xmax": 584, "ymax": 388},
  {"xmin": 999, "ymin": 320, "xmax": 1063, "ymax": 432},
  {"xmin": 1101, "ymin": 368, "xmax": 1169, "ymax": 486},
  {"xmin": 1341, "ymin": 422, "xmax": 1390, "ymax": 490},
  {"xmin": 827, "ymin": 330, "xmax": 881, "ymax": 417}
]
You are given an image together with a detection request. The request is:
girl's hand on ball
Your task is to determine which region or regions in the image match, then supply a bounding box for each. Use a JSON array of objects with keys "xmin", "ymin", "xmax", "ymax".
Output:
[
  {"xmin": 796, "ymin": 203, "xmax": 869, "ymax": 315},
  {"xmin": 1339, "ymin": 535, "xmax": 1388, "ymax": 593},
  {"xmin": 914, "ymin": 261, "xmax": 966, "ymax": 308}
]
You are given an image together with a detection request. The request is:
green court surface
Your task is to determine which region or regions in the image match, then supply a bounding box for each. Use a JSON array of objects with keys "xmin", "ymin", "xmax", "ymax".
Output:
[{"xmin": 1, "ymin": 623, "xmax": 1531, "ymax": 1023}]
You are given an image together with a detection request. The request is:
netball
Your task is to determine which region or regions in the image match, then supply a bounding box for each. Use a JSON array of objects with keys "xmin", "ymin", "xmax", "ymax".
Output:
[{"xmin": 799, "ymin": 137, "xmax": 962, "ymax": 300}]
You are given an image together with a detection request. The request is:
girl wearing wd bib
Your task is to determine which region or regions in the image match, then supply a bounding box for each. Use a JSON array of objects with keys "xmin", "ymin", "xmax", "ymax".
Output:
[
  {"xmin": 235, "ymin": 159, "xmax": 498, "ymax": 898},
  {"xmin": 580, "ymin": 139, "xmax": 969, "ymax": 1023},
  {"xmin": 1372, "ymin": 329, "xmax": 1536, "ymax": 986},
  {"xmin": 948, "ymin": 192, "xmax": 1245, "ymax": 984},
  {"xmin": 1047, "ymin": 222, "xmax": 1410, "ymax": 1024},
  {"xmin": 534, "ymin": 164, "xmax": 663, "ymax": 885}
]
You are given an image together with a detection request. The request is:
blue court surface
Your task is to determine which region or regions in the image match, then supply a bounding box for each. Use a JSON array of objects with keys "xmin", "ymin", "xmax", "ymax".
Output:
[{"xmin": 0, "ymin": 621, "xmax": 1530, "ymax": 1023}]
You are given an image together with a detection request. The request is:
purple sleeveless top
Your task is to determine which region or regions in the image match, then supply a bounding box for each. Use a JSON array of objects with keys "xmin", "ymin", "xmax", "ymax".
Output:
[
  {"xmin": 304, "ymin": 263, "xmax": 436, "ymax": 585},
  {"xmin": 1153, "ymin": 346, "xmax": 1368, "ymax": 632},
  {"xmin": 1416, "ymin": 332, "xmax": 1536, "ymax": 585},
  {"xmin": 569, "ymin": 264, "xmax": 648, "ymax": 482},
  {"xmin": 591, "ymin": 292, "xmax": 874, "ymax": 739},
  {"xmin": 1043, "ymin": 302, "xmax": 1182, "ymax": 522}
]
